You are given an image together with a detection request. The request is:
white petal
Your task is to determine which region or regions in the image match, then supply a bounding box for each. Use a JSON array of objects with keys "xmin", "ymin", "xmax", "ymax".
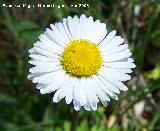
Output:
[
  {"xmin": 29, "ymin": 54, "xmax": 59, "ymax": 62},
  {"xmin": 53, "ymin": 89, "xmax": 62, "ymax": 103},
  {"xmin": 84, "ymin": 79, "xmax": 99, "ymax": 104},
  {"xmin": 83, "ymin": 16, "xmax": 94, "ymax": 40},
  {"xmin": 28, "ymin": 72, "xmax": 42, "ymax": 80},
  {"xmin": 28, "ymin": 60, "xmax": 60, "ymax": 66},
  {"xmin": 91, "ymin": 20, "xmax": 107, "ymax": 44},
  {"xmin": 52, "ymin": 76, "xmax": 71, "ymax": 102},
  {"xmin": 84, "ymin": 103, "xmax": 91, "ymax": 111},
  {"xmin": 128, "ymin": 58, "xmax": 134, "ymax": 63},
  {"xmin": 32, "ymin": 70, "xmax": 65, "ymax": 84},
  {"xmin": 101, "ymin": 100, "xmax": 108, "ymax": 107},
  {"xmin": 103, "ymin": 49, "xmax": 132, "ymax": 62},
  {"xmin": 32, "ymin": 40, "xmax": 63, "ymax": 54},
  {"xmin": 79, "ymin": 14, "xmax": 87, "ymax": 39},
  {"xmin": 53, "ymin": 23, "xmax": 71, "ymax": 44},
  {"xmin": 40, "ymin": 31, "xmax": 62, "ymax": 48},
  {"xmin": 53, "ymin": 23, "xmax": 70, "ymax": 45},
  {"xmin": 103, "ymin": 62, "xmax": 136, "ymax": 69},
  {"xmin": 36, "ymin": 83, "xmax": 47, "ymax": 89},
  {"xmin": 30, "ymin": 47, "xmax": 59, "ymax": 58},
  {"xmin": 92, "ymin": 77, "xmax": 110, "ymax": 102},
  {"xmin": 73, "ymin": 80, "xmax": 81, "ymax": 104},
  {"xmin": 97, "ymin": 75, "xmax": 120, "ymax": 94},
  {"xmin": 79, "ymin": 79, "xmax": 88, "ymax": 106},
  {"xmin": 73, "ymin": 15, "xmax": 80, "ymax": 39},
  {"xmin": 94, "ymin": 76, "xmax": 118, "ymax": 100},
  {"xmin": 66, "ymin": 16, "xmax": 76, "ymax": 39},
  {"xmin": 65, "ymin": 86, "xmax": 74, "ymax": 104},
  {"xmin": 32, "ymin": 72, "xmax": 56, "ymax": 83},
  {"xmin": 98, "ymin": 74, "xmax": 128, "ymax": 91},
  {"xmin": 29, "ymin": 64, "xmax": 60, "ymax": 73},
  {"xmin": 97, "ymin": 23, "xmax": 107, "ymax": 44},
  {"xmin": 40, "ymin": 80, "xmax": 63, "ymax": 94},
  {"xmin": 56, "ymin": 86, "xmax": 67, "ymax": 101},
  {"xmin": 90, "ymin": 102, "xmax": 98, "ymax": 111},
  {"xmin": 75, "ymin": 14, "xmax": 107, "ymax": 44},
  {"xmin": 106, "ymin": 37, "xmax": 124, "ymax": 50},
  {"xmin": 102, "ymin": 65, "xmax": 132, "ymax": 74},
  {"xmin": 58, "ymin": 77, "xmax": 74, "ymax": 104},
  {"xmin": 62, "ymin": 18, "xmax": 73, "ymax": 41},
  {"xmin": 44, "ymin": 28, "xmax": 66, "ymax": 47},
  {"xmin": 99, "ymin": 30, "xmax": 116, "ymax": 48},
  {"xmin": 99, "ymin": 66, "xmax": 131, "ymax": 81},
  {"xmin": 103, "ymin": 44, "xmax": 128, "ymax": 55},
  {"xmin": 73, "ymin": 99, "xmax": 81, "ymax": 111}
]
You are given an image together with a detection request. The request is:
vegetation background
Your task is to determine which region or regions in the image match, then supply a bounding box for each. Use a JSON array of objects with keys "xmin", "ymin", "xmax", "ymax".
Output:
[{"xmin": 0, "ymin": 0, "xmax": 160, "ymax": 131}]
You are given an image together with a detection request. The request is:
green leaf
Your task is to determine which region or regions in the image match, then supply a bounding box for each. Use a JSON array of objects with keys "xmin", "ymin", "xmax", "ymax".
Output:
[
  {"xmin": 77, "ymin": 120, "xmax": 89, "ymax": 131},
  {"xmin": 63, "ymin": 121, "xmax": 71, "ymax": 131},
  {"xmin": 42, "ymin": 107, "xmax": 54, "ymax": 131},
  {"xmin": 107, "ymin": 127, "xmax": 119, "ymax": 131},
  {"xmin": 55, "ymin": 127, "xmax": 62, "ymax": 131},
  {"xmin": 0, "ymin": 94, "xmax": 16, "ymax": 104},
  {"xmin": 97, "ymin": 106, "xmax": 105, "ymax": 114},
  {"xmin": 148, "ymin": 65, "xmax": 160, "ymax": 80},
  {"xmin": 43, "ymin": 106, "xmax": 54, "ymax": 123},
  {"xmin": 0, "ymin": 3, "xmax": 18, "ymax": 38},
  {"xmin": 18, "ymin": 20, "xmax": 39, "ymax": 31},
  {"xmin": 21, "ymin": 30, "xmax": 42, "ymax": 44},
  {"xmin": 134, "ymin": 4, "xmax": 158, "ymax": 70},
  {"xmin": 0, "ymin": 121, "xmax": 19, "ymax": 131},
  {"xmin": 91, "ymin": 125, "xmax": 98, "ymax": 131}
]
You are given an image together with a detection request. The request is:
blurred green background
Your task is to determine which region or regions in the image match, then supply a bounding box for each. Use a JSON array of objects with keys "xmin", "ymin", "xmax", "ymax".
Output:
[{"xmin": 0, "ymin": 0, "xmax": 160, "ymax": 131}]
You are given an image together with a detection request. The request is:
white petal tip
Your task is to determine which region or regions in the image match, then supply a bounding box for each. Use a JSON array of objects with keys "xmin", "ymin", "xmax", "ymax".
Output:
[
  {"xmin": 115, "ymin": 97, "xmax": 119, "ymax": 100},
  {"xmin": 101, "ymin": 101, "xmax": 108, "ymax": 107},
  {"xmin": 65, "ymin": 98, "xmax": 72, "ymax": 104},
  {"xmin": 40, "ymin": 89, "xmax": 46, "ymax": 94},
  {"xmin": 133, "ymin": 63, "xmax": 136, "ymax": 68},
  {"xmin": 84, "ymin": 107, "xmax": 90, "ymax": 111},
  {"xmin": 27, "ymin": 75, "xmax": 31, "ymax": 79},
  {"xmin": 28, "ymin": 60, "xmax": 32, "ymax": 64},
  {"xmin": 80, "ymin": 14, "xmax": 86, "ymax": 18},
  {"xmin": 53, "ymin": 99, "xmax": 58, "ymax": 103},
  {"xmin": 112, "ymin": 30, "xmax": 116, "ymax": 35},
  {"xmin": 53, "ymin": 96, "xmax": 59, "ymax": 103},
  {"xmin": 28, "ymin": 48, "xmax": 34, "ymax": 53},
  {"xmin": 91, "ymin": 103, "xmax": 97, "ymax": 111},
  {"xmin": 123, "ymin": 88, "xmax": 128, "ymax": 91},
  {"xmin": 74, "ymin": 106, "xmax": 80, "ymax": 111}
]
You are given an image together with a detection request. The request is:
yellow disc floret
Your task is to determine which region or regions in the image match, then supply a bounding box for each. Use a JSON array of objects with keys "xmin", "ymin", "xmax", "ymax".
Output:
[{"xmin": 61, "ymin": 39, "xmax": 102, "ymax": 78}]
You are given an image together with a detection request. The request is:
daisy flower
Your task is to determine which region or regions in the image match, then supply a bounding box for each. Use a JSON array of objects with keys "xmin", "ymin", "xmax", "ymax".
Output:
[{"xmin": 28, "ymin": 14, "xmax": 136, "ymax": 111}]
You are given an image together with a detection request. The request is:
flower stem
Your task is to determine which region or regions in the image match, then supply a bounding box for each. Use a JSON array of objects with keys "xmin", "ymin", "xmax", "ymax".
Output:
[{"xmin": 70, "ymin": 109, "xmax": 79, "ymax": 131}]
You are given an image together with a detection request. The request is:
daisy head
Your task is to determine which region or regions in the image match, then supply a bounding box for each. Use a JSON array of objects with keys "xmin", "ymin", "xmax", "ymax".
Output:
[{"xmin": 28, "ymin": 14, "xmax": 136, "ymax": 111}]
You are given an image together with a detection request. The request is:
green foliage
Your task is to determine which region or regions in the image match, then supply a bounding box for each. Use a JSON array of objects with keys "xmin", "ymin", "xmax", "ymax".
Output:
[{"xmin": 0, "ymin": 0, "xmax": 160, "ymax": 131}]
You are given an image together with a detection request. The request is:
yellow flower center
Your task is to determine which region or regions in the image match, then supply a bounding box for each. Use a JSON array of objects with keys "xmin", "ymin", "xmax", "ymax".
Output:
[{"xmin": 60, "ymin": 39, "xmax": 102, "ymax": 78}]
